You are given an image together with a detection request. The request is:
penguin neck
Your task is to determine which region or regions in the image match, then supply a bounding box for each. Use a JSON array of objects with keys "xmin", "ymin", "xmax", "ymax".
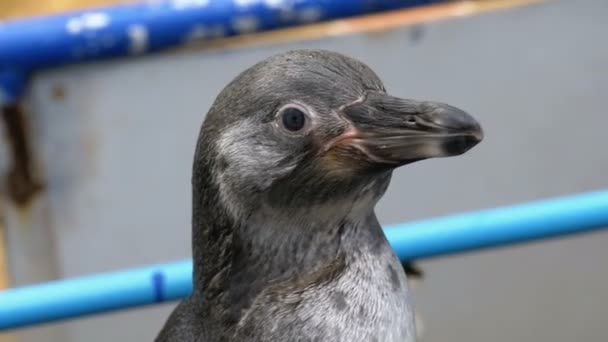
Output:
[
  {"xmin": 191, "ymin": 187, "xmax": 389, "ymax": 323},
  {"xmin": 237, "ymin": 200, "xmax": 382, "ymax": 275}
]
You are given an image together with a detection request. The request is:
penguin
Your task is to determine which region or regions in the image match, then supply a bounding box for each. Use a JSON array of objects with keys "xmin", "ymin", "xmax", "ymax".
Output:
[{"xmin": 156, "ymin": 49, "xmax": 482, "ymax": 342}]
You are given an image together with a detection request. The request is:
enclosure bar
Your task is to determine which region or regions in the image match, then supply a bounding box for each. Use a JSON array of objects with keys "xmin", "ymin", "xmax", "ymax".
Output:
[
  {"xmin": 385, "ymin": 189, "xmax": 608, "ymax": 260},
  {"xmin": 0, "ymin": 0, "xmax": 437, "ymax": 103},
  {"xmin": 0, "ymin": 0, "xmax": 433, "ymax": 71},
  {"xmin": 1, "ymin": 189, "xmax": 607, "ymax": 330},
  {"xmin": 0, "ymin": 261, "xmax": 193, "ymax": 330},
  {"xmin": 0, "ymin": 0, "xmax": 547, "ymax": 106}
]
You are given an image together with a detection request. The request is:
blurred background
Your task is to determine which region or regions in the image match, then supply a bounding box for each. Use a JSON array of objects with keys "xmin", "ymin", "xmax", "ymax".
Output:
[{"xmin": 0, "ymin": 0, "xmax": 607, "ymax": 341}]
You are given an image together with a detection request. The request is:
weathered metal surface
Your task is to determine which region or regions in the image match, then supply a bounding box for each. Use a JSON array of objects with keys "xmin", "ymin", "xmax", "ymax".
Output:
[
  {"xmin": 0, "ymin": 226, "xmax": 16, "ymax": 342},
  {"xmin": 3, "ymin": 0, "xmax": 608, "ymax": 341},
  {"xmin": 0, "ymin": 227, "xmax": 9, "ymax": 290},
  {"xmin": 0, "ymin": 71, "xmax": 63, "ymax": 342},
  {"xmin": 1, "ymin": 105, "xmax": 44, "ymax": 206}
]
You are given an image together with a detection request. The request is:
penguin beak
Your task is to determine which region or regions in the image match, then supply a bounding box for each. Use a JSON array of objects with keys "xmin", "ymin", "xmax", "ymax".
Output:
[{"xmin": 335, "ymin": 92, "xmax": 483, "ymax": 167}]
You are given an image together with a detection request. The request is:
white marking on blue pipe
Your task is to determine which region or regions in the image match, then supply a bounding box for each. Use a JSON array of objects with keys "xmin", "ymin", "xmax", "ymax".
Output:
[
  {"xmin": 186, "ymin": 25, "xmax": 209, "ymax": 41},
  {"xmin": 65, "ymin": 12, "xmax": 111, "ymax": 35},
  {"xmin": 232, "ymin": 15, "xmax": 260, "ymax": 33},
  {"xmin": 234, "ymin": 0, "xmax": 261, "ymax": 8},
  {"xmin": 298, "ymin": 6, "xmax": 323, "ymax": 23},
  {"xmin": 171, "ymin": 0, "xmax": 210, "ymax": 10},
  {"xmin": 264, "ymin": 0, "xmax": 289, "ymax": 8},
  {"xmin": 209, "ymin": 25, "xmax": 227, "ymax": 38},
  {"xmin": 127, "ymin": 24, "xmax": 149, "ymax": 55}
]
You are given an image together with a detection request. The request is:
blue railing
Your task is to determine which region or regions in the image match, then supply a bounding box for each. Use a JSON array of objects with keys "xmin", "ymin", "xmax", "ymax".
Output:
[
  {"xmin": 0, "ymin": 0, "xmax": 435, "ymax": 103},
  {"xmin": 1, "ymin": 190, "xmax": 608, "ymax": 330}
]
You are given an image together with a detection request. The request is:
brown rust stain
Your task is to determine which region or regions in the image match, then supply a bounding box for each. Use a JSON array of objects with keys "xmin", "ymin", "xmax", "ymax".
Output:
[
  {"xmin": 51, "ymin": 83, "xmax": 67, "ymax": 101},
  {"xmin": 1, "ymin": 104, "xmax": 44, "ymax": 207}
]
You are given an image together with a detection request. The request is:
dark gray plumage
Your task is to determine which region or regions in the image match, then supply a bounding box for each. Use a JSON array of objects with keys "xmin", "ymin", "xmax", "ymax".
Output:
[{"xmin": 156, "ymin": 49, "xmax": 482, "ymax": 342}]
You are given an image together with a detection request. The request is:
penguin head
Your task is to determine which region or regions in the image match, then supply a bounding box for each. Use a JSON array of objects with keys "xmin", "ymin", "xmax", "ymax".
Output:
[{"xmin": 195, "ymin": 49, "xmax": 482, "ymax": 217}]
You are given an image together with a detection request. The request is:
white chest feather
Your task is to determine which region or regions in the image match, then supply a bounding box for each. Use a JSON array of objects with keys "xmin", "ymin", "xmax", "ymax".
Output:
[{"xmin": 236, "ymin": 246, "xmax": 416, "ymax": 342}]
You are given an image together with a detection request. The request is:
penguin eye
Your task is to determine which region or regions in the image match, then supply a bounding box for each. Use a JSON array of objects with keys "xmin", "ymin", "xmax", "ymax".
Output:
[
  {"xmin": 282, "ymin": 108, "xmax": 306, "ymax": 131},
  {"xmin": 276, "ymin": 104, "xmax": 310, "ymax": 134}
]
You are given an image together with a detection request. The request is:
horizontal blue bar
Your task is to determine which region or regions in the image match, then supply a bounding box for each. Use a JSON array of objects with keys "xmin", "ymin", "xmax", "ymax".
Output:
[
  {"xmin": 0, "ymin": 261, "xmax": 193, "ymax": 330},
  {"xmin": 385, "ymin": 189, "xmax": 608, "ymax": 260},
  {"xmin": 0, "ymin": 0, "xmax": 433, "ymax": 72},
  {"xmin": 0, "ymin": 0, "xmax": 434, "ymax": 104},
  {"xmin": 1, "ymin": 189, "xmax": 608, "ymax": 330}
]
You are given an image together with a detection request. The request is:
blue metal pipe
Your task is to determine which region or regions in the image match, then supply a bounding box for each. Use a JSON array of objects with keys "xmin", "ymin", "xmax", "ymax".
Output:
[
  {"xmin": 0, "ymin": 69, "xmax": 28, "ymax": 105},
  {"xmin": 0, "ymin": 0, "xmax": 435, "ymax": 104},
  {"xmin": 1, "ymin": 190, "xmax": 608, "ymax": 330},
  {"xmin": 385, "ymin": 189, "xmax": 608, "ymax": 260},
  {"xmin": 0, "ymin": 261, "xmax": 193, "ymax": 330}
]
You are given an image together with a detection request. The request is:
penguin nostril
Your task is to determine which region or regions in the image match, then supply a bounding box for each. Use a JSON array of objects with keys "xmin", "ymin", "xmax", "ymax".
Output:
[{"xmin": 405, "ymin": 116, "xmax": 417, "ymax": 126}]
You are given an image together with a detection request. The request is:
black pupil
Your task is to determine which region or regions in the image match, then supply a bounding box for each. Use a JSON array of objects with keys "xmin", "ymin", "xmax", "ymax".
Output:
[{"xmin": 281, "ymin": 107, "xmax": 306, "ymax": 131}]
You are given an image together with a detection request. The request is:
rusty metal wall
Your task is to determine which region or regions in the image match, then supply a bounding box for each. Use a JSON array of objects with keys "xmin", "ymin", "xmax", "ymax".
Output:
[{"xmin": 2, "ymin": 0, "xmax": 608, "ymax": 341}]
